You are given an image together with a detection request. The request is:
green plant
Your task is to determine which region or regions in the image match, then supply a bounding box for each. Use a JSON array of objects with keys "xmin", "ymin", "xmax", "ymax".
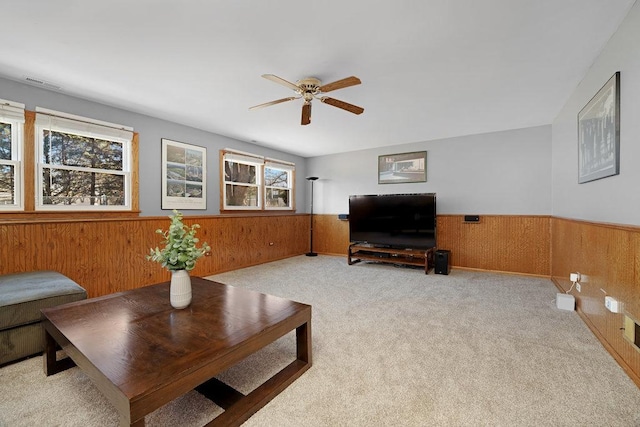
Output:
[{"xmin": 147, "ymin": 210, "xmax": 211, "ymax": 271}]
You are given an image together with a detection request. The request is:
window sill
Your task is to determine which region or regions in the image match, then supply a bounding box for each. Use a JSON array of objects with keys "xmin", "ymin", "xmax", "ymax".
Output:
[
  {"xmin": 219, "ymin": 210, "xmax": 301, "ymax": 216},
  {"xmin": 0, "ymin": 210, "xmax": 141, "ymax": 223}
]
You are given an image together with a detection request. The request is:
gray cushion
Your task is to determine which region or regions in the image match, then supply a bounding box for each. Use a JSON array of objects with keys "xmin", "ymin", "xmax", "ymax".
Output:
[{"xmin": 0, "ymin": 271, "xmax": 87, "ymax": 331}]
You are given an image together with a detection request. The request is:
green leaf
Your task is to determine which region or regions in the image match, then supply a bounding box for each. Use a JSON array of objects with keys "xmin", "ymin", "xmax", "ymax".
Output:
[{"xmin": 146, "ymin": 209, "xmax": 210, "ymax": 272}]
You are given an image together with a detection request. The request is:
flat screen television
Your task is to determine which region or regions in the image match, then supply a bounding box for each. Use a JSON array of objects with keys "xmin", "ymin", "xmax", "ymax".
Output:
[{"xmin": 349, "ymin": 193, "xmax": 436, "ymax": 250}]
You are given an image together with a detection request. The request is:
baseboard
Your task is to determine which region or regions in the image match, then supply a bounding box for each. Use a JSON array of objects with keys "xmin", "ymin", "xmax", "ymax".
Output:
[
  {"xmin": 204, "ymin": 252, "xmax": 307, "ymax": 276},
  {"xmin": 317, "ymin": 252, "xmax": 348, "ymax": 257},
  {"xmin": 452, "ymin": 265, "xmax": 550, "ymax": 279}
]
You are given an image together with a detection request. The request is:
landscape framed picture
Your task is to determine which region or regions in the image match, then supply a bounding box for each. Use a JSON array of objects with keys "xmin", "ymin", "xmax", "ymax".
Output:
[
  {"xmin": 578, "ymin": 72, "xmax": 620, "ymax": 184},
  {"xmin": 378, "ymin": 151, "xmax": 427, "ymax": 184},
  {"xmin": 161, "ymin": 138, "xmax": 206, "ymax": 209}
]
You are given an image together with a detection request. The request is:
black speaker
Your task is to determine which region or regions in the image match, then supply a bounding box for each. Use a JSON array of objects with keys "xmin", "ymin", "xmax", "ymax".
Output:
[{"xmin": 435, "ymin": 250, "xmax": 450, "ymax": 275}]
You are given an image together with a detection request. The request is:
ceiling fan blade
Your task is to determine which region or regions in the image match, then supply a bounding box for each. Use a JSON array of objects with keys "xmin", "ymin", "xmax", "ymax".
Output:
[
  {"xmin": 262, "ymin": 74, "xmax": 300, "ymax": 92},
  {"xmin": 319, "ymin": 76, "xmax": 361, "ymax": 93},
  {"xmin": 249, "ymin": 97, "xmax": 298, "ymax": 110},
  {"xmin": 301, "ymin": 102, "xmax": 311, "ymax": 125},
  {"xmin": 320, "ymin": 97, "xmax": 364, "ymax": 115}
]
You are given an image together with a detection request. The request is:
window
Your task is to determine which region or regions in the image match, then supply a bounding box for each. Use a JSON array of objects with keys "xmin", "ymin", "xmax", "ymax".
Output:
[
  {"xmin": 0, "ymin": 99, "xmax": 25, "ymax": 211},
  {"xmin": 264, "ymin": 160, "xmax": 294, "ymax": 209},
  {"xmin": 221, "ymin": 150, "xmax": 295, "ymax": 211},
  {"xmin": 35, "ymin": 109, "xmax": 133, "ymax": 210},
  {"xmin": 223, "ymin": 151, "xmax": 262, "ymax": 210}
]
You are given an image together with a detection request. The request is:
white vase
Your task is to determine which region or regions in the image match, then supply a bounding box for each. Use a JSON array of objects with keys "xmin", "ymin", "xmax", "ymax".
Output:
[{"xmin": 170, "ymin": 269, "xmax": 192, "ymax": 309}]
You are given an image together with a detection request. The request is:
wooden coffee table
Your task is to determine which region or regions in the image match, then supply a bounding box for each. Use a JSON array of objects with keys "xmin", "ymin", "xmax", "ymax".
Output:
[{"xmin": 41, "ymin": 277, "xmax": 312, "ymax": 426}]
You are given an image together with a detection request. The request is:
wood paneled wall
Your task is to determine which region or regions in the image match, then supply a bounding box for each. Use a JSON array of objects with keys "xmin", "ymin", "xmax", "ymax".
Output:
[
  {"xmin": 437, "ymin": 215, "xmax": 550, "ymax": 276},
  {"xmin": 551, "ymin": 217, "xmax": 640, "ymax": 385},
  {"xmin": 312, "ymin": 215, "xmax": 350, "ymax": 255},
  {"xmin": 0, "ymin": 214, "xmax": 308, "ymax": 298},
  {"xmin": 4, "ymin": 212, "xmax": 638, "ymax": 384},
  {"xmin": 313, "ymin": 214, "xmax": 551, "ymax": 276}
]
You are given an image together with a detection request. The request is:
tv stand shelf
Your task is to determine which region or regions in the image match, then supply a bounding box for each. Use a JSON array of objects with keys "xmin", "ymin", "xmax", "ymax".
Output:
[{"xmin": 348, "ymin": 244, "xmax": 435, "ymax": 274}]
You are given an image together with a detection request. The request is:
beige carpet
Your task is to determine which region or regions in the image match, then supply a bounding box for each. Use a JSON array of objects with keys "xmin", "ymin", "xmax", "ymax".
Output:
[{"xmin": 1, "ymin": 255, "xmax": 640, "ymax": 426}]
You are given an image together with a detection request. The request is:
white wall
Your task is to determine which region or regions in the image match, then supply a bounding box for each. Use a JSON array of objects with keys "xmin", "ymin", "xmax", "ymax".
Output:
[
  {"xmin": 552, "ymin": 2, "xmax": 640, "ymax": 226},
  {"xmin": 10, "ymin": 0, "xmax": 639, "ymax": 223},
  {"xmin": 307, "ymin": 125, "xmax": 551, "ymax": 215},
  {"xmin": 0, "ymin": 77, "xmax": 307, "ymax": 216}
]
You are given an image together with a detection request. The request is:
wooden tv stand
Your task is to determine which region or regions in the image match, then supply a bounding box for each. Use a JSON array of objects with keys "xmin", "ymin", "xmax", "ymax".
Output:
[{"xmin": 348, "ymin": 243, "xmax": 435, "ymax": 274}]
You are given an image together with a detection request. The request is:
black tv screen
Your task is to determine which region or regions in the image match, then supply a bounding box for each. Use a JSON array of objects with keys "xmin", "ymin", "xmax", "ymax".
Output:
[{"xmin": 349, "ymin": 193, "xmax": 436, "ymax": 249}]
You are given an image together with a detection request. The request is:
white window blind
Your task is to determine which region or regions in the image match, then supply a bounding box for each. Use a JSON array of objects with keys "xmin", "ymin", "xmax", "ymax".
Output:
[
  {"xmin": 0, "ymin": 100, "xmax": 26, "ymax": 123},
  {"xmin": 223, "ymin": 151, "xmax": 265, "ymax": 165},
  {"xmin": 35, "ymin": 108, "xmax": 133, "ymax": 143},
  {"xmin": 265, "ymin": 158, "xmax": 295, "ymax": 171},
  {"xmin": 0, "ymin": 99, "xmax": 25, "ymax": 210}
]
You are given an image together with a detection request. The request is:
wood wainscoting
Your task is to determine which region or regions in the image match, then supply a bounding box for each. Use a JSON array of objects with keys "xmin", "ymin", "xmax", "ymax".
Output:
[
  {"xmin": 551, "ymin": 217, "xmax": 640, "ymax": 385},
  {"xmin": 437, "ymin": 215, "xmax": 550, "ymax": 276},
  {"xmin": 0, "ymin": 214, "xmax": 308, "ymax": 298},
  {"xmin": 314, "ymin": 214, "xmax": 551, "ymax": 276},
  {"xmin": 312, "ymin": 214, "xmax": 350, "ymax": 256}
]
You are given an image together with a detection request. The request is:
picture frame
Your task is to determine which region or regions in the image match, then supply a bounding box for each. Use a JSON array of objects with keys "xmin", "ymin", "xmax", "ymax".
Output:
[
  {"xmin": 161, "ymin": 138, "xmax": 206, "ymax": 210},
  {"xmin": 378, "ymin": 151, "xmax": 427, "ymax": 184},
  {"xmin": 578, "ymin": 72, "xmax": 620, "ymax": 184}
]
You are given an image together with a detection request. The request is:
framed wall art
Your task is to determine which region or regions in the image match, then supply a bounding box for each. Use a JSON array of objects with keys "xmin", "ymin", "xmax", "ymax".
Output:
[
  {"xmin": 161, "ymin": 138, "xmax": 206, "ymax": 209},
  {"xmin": 378, "ymin": 151, "xmax": 427, "ymax": 184},
  {"xmin": 578, "ymin": 72, "xmax": 620, "ymax": 184}
]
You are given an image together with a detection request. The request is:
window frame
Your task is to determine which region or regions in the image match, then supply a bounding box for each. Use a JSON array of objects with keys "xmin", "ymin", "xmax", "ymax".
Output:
[
  {"xmin": 0, "ymin": 99, "xmax": 25, "ymax": 211},
  {"xmin": 34, "ymin": 109, "xmax": 133, "ymax": 212},
  {"xmin": 220, "ymin": 149, "xmax": 296, "ymax": 212},
  {"xmin": 264, "ymin": 159, "xmax": 295, "ymax": 211},
  {"xmin": 221, "ymin": 151, "xmax": 263, "ymax": 211}
]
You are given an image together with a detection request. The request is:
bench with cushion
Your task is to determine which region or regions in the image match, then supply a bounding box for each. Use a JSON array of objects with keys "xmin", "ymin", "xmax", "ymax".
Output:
[{"xmin": 0, "ymin": 271, "xmax": 87, "ymax": 366}]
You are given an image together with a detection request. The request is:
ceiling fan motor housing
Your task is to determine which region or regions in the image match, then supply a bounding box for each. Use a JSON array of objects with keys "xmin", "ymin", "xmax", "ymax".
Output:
[
  {"xmin": 297, "ymin": 78, "xmax": 322, "ymax": 100},
  {"xmin": 297, "ymin": 78, "xmax": 321, "ymax": 91}
]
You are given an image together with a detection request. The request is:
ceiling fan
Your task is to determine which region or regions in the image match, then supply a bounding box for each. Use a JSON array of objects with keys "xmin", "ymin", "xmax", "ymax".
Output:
[{"xmin": 249, "ymin": 74, "xmax": 364, "ymax": 125}]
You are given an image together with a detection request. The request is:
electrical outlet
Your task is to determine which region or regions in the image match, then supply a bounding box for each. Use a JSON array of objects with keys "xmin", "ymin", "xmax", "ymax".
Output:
[
  {"xmin": 576, "ymin": 283, "xmax": 581, "ymax": 292},
  {"xmin": 605, "ymin": 296, "xmax": 621, "ymax": 313}
]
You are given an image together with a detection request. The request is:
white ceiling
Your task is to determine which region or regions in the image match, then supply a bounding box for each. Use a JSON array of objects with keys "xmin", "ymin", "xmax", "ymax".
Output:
[{"xmin": 1, "ymin": 1, "xmax": 635, "ymax": 157}]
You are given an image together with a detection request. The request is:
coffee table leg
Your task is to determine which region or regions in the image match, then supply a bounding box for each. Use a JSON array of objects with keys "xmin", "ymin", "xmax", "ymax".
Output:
[
  {"xmin": 43, "ymin": 328, "xmax": 75, "ymax": 376},
  {"xmin": 201, "ymin": 320, "xmax": 312, "ymax": 426},
  {"xmin": 43, "ymin": 329, "xmax": 59, "ymax": 375},
  {"xmin": 296, "ymin": 321, "xmax": 312, "ymax": 364}
]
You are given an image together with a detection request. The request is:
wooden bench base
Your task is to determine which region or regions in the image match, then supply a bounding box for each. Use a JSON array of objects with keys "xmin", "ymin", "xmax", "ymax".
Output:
[{"xmin": 348, "ymin": 244, "xmax": 435, "ymax": 274}]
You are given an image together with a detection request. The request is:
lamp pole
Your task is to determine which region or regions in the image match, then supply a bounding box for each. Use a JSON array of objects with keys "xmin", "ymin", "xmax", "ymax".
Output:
[{"xmin": 306, "ymin": 177, "xmax": 319, "ymax": 257}]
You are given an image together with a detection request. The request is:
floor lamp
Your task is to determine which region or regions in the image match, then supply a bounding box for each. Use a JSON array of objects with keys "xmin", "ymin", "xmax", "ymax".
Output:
[{"xmin": 306, "ymin": 177, "xmax": 319, "ymax": 257}]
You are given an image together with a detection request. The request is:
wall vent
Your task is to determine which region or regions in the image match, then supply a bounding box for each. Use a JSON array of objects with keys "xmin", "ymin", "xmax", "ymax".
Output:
[{"xmin": 24, "ymin": 76, "xmax": 62, "ymax": 91}]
